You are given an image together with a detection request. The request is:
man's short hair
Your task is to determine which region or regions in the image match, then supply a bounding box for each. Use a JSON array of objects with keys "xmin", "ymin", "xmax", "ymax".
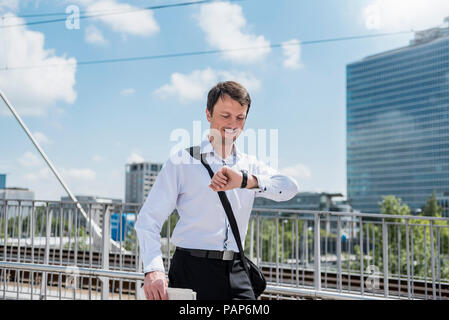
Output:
[{"xmin": 207, "ymin": 81, "xmax": 251, "ymax": 117}]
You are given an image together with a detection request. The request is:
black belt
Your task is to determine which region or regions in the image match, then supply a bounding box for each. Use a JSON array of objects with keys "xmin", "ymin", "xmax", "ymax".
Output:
[{"xmin": 176, "ymin": 247, "xmax": 237, "ymax": 261}]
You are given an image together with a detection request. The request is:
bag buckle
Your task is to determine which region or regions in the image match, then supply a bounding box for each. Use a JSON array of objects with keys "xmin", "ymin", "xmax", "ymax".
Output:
[{"xmin": 222, "ymin": 250, "xmax": 234, "ymax": 260}]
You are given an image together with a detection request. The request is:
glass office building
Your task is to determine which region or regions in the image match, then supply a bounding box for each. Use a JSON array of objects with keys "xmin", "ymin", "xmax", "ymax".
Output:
[
  {"xmin": 0, "ymin": 174, "xmax": 5, "ymax": 189},
  {"xmin": 347, "ymin": 21, "xmax": 449, "ymax": 213}
]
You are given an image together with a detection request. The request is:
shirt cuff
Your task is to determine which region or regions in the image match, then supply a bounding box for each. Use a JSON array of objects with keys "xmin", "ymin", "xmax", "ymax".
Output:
[
  {"xmin": 143, "ymin": 254, "xmax": 166, "ymax": 274},
  {"xmin": 251, "ymin": 174, "xmax": 270, "ymax": 194}
]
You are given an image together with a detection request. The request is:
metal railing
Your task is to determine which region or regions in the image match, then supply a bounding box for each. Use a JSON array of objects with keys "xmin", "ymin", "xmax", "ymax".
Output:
[{"xmin": 1, "ymin": 199, "xmax": 448, "ymax": 300}]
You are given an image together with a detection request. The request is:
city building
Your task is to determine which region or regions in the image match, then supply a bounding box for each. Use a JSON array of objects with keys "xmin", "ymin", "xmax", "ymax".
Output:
[
  {"xmin": 437, "ymin": 192, "xmax": 449, "ymax": 218},
  {"xmin": 346, "ymin": 18, "xmax": 449, "ymax": 213},
  {"xmin": 253, "ymin": 192, "xmax": 357, "ymax": 239},
  {"xmin": 125, "ymin": 161, "xmax": 162, "ymax": 206},
  {"xmin": 253, "ymin": 192, "xmax": 346, "ymax": 212},
  {"xmin": 0, "ymin": 174, "xmax": 6, "ymax": 189},
  {"xmin": 0, "ymin": 187, "xmax": 35, "ymax": 218},
  {"xmin": 0, "ymin": 187, "xmax": 35, "ymax": 203}
]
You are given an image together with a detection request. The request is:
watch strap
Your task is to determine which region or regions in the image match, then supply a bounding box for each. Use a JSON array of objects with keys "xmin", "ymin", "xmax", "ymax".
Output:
[{"xmin": 240, "ymin": 169, "xmax": 248, "ymax": 189}]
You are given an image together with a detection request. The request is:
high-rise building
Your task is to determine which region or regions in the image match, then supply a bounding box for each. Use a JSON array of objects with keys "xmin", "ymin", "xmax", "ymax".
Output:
[
  {"xmin": 0, "ymin": 174, "xmax": 6, "ymax": 189},
  {"xmin": 347, "ymin": 18, "xmax": 449, "ymax": 213},
  {"xmin": 125, "ymin": 161, "xmax": 162, "ymax": 205},
  {"xmin": 437, "ymin": 193, "xmax": 449, "ymax": 218}
]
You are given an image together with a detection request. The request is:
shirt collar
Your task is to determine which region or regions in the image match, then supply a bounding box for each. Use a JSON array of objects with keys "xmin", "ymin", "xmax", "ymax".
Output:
[{"xmin": 200, "ymin": 135, "xmax": 242, "ymax": 161}]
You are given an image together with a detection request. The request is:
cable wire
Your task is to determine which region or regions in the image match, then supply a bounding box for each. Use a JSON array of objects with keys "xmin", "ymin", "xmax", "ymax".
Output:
[
  {"xmin": 0, "ymin": 30, "xmax": 413, "ymax": 71},
  {"xmin": 0, "ymin": 0, "xmax": 245, "ymax": 28}
]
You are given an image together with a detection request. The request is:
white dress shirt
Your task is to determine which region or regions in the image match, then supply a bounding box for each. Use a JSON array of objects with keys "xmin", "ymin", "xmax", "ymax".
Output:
[{"xmin": 134, "ymin": 136, "xmax": 299, "ymax": 274}]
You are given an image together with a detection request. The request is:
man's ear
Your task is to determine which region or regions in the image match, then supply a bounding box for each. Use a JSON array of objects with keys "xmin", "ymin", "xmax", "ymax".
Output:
[{"xmin": 206, "ymin": 108, "xmax": 211, "ymax": 122}]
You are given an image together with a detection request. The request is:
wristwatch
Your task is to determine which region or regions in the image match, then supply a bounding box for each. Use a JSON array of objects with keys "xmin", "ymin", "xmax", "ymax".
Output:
[{"xmin": 240, "ymin": 169, "xmax": 248, "ymax": 189}]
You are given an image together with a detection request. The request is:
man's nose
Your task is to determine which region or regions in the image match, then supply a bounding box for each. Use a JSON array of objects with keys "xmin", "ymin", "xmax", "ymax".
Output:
[{"xmin": 227, "ymin": 118, "xmax": 239, "ymax": 128}]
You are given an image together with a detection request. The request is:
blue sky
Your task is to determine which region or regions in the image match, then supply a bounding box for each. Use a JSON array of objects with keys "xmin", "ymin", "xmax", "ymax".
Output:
[{"xmin": 0, "ymin": 0, "xmax": 447, "ymax": 201}]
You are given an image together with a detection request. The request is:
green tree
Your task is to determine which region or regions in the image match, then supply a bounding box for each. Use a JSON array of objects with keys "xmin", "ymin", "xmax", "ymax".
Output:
[
  {"xmin": 379, "ymin": 195, "xmax": 410, "ymax": 222},
  {"xmin": 375, "ymin": 195, "xmax": 449, "ymax": 279},
  {"xmin": 421, "ymin": 192, "xmax": 443, "ymax": 217}
]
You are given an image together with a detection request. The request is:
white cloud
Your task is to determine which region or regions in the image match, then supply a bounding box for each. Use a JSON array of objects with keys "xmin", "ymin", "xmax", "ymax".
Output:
[
  {"xmin": 0, "ymin": 13, "xmax": 77, "ymax": 116},
  {"xmin": 70, "ymin": 0, "xmax": 93, "ymax": 6},
  {"xmin": 280, "ymin": 163, "xmax": 312, "ymax": 181},
  {"xmin": 62, "ymin": 168, "xmax": 96, "ymax": 180},
  {"xmin": 120, "ymin": 88, "xmax": 136, "ymax": 96},
  {"xmin": 85, "ymin": 24, "xmax": 108, "ymax": 45},
  {"xmin": 363, "ymin": 0, "xmax": 449, "ymax": 31},
  {"xmin": 281, "ymin": 39, "xmax": 302, "ymax": 70},
  {"xmin": 17, "ymin": 163, "xmax": 122, "ymax": 200},
  {"xmin": 86, "ymin": 0, "xmax": 160, "ymax": 37},
  {"xmin": 0, "ymin": 0, "xmax": 19, "ymax": 12},
  {"xmin": 154, "ymin": 67, "xmax": 260, "ymax": 103},
  {"xmin": 127, "ymin": 152, "xmax": 144, "ymax": 164},
  {"xmin": 18, "ymin": 151, "xmax": 42, "ymax": 168},
  {"xmin": 24, "ymin": 167, "xmax": 50, "ymax": 181},
  {"xmin": 197, "ymin": 1, "xmax": 270, "ymax": 63},
  {"xmin": 25, "ymin": 167, "xmax": 96, "ymax": 181},
  {"xmin": 33, "ymin": 131, "xmax": 52, "ymax": 145}
]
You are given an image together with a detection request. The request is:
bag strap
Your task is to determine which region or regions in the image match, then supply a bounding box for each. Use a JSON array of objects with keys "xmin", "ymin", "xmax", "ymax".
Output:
[{"xmin": 186, "ymin": 146, "xmax": 252, "ymax": 276}]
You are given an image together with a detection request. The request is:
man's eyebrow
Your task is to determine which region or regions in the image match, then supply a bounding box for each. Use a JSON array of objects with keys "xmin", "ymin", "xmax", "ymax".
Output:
[{"xmin": 220, "ymin": 111, "xmax": 246, "ymax": 116}]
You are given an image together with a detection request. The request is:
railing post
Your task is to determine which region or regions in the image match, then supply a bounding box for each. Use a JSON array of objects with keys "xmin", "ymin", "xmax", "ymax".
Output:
[
  {"xmin": 295, "ymin": 213, "xmax": 299, "ymax": 288},
  {"xmin": 3, "ymin": 201, "xmax": 8, "ymax": 261},
  {"xmin": 249, "ymin": 216, "xmax": 254, "ymax": 262},
  {"xmin": 359, "ymin": 216, "xmax": 364, "ymax": 295},
  {"xmin": 275, "ymin": 212, "xmax": 279, "ymax": 285},
  {"xmin": 40, "ymin": 203, "xmax": 51, "ymax": 300},
  {"xmin": 314, "ymin": 213, "xmax": 321, "ymax": 291},
  {"xmin": 382, "ymin": 218, "xmax": 389, "ymax": 298},
  {"xmin": 2, "ymin": 201, "xmax": 8, "ymax": 300},
  {"xmin": 101, "ymin": 205, "xmax": 110, "ymax": 300},
  {"xmin": 135, "ymin": 208, "xmax": 144, "ymax": 300},
  {"xmin": 430, "ymin": 220, "xmax": 436, "ymax": 300},
  {"xmin": 405, "ymin": 219, "xmax": 411, "ymax": 299},
  {"xmin": 336, "ymin": 215, "xmax": 342, "ymax": 292}
]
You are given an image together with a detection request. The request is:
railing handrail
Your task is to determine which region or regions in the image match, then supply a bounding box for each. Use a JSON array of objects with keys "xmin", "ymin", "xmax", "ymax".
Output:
[
  {"xmin": 2, "ymin": 200, "xmax": 448, "ymax": 300},
  {"xmin": 0, "ymin": 261, "xmax": 143, "ymax": 281},
  {"xmin": 251, "ymin": 208, "xmax": 449, "ymax": 222},
  {"xmin": 0, "ymin": 261, "xmax": 393, "ymax": 300},
  {"xmin": 0, "ymin": 199, "xmax": 143, "ymax": 208},
  {"xmin": 2, "ymin": 200, "xmax": 448, "ymax": 222}
]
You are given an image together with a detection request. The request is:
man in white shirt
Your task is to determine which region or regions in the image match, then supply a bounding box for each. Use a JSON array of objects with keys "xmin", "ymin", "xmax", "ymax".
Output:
[{"xmin": 134, "ymin": 81, "xmax": 299, "ymax": 300}]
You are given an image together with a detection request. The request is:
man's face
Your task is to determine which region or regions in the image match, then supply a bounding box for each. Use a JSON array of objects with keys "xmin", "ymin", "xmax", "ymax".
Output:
[{"xmin": 206, "ymin": 94, "xmax": 247, "ymax": 145}]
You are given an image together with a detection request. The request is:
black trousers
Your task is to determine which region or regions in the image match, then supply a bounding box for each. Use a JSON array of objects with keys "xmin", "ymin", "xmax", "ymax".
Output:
[{"xmin": 168, "ymin": 248, "xmax": 255, "ymax": 300}]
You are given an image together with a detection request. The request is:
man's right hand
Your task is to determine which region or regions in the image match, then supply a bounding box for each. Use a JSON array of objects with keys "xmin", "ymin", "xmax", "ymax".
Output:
[{"xmin": 143, "ymin": 271, "xmax": 168, "ymax": 300}]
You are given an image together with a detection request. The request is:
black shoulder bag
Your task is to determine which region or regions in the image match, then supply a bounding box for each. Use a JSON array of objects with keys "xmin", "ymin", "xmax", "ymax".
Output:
[{"xmin": 187, "ymin": 146, "xmax": 266, "ymax": 299}]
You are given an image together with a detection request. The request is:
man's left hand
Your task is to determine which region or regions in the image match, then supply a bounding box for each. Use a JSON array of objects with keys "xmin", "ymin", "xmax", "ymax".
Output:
[{"xmin": 209, "ymin": 166, "xmax": 242, "ymax": 192}]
